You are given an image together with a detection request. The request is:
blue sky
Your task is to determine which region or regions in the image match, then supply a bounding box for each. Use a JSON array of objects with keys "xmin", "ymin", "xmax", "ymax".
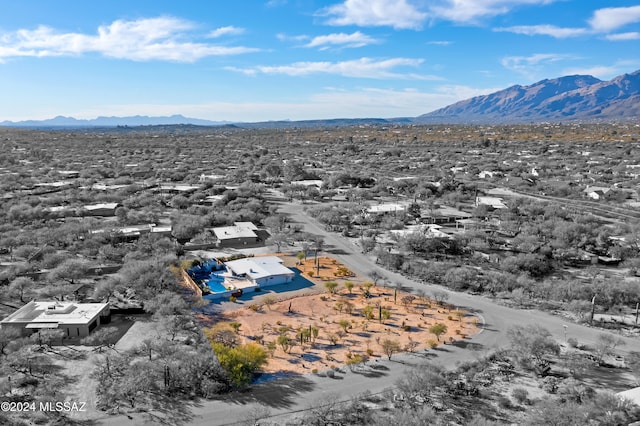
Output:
[{"xmin": 1, "ymin": 0, "xmax": 639, "ymax": 122}]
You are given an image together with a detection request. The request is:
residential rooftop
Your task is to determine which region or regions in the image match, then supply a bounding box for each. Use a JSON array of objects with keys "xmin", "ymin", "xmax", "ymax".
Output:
[
  {"xmin": 1, "ymin": 301, "xmax": 108, "ymax": 327},
  {"xmin": 212, "ymin": 222, "xmax": 258, "ymax": 240},
  {"xmin": 225, "ymin": 256, "xmax": 294, "ymax": 281}
]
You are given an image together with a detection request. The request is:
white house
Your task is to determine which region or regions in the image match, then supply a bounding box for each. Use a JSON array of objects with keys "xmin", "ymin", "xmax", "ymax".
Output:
[
  {"xmin": 476, "ymin": 196, "xmax": 507, "ymax": 210},
  {"xmin": 367, "ymin": 202, "xmax": 408, "ymax": 214},
  {"xmin": 0, "ymin": 301, "xmax": 111, "ymax": 339},
  {"xmin": 212, "ymin": 222, "xmax": 259, "ymax": 247},
  {"xmin": 584, "ymin": 186, "xmax": 611, "ymax": 200},
  {"xmin": 82, "ymin": 202, "xmax": 120, "ymax": 216},
  {"xmin": 224, "ymin": 256, "xmax": 294, "ymax": 287}
]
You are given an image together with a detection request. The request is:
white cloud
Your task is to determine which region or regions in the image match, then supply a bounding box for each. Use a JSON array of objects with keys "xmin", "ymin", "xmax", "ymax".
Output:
[
  {"xmin": 320, "ymin": 0, "xmax": 427, "ymax": 30},
  {"xmin": 207, "ymin": 26, "xmax": 245, "ymax": 38},
  {"xmin": 0, "ymin": 17, "xmax": 259, "ymax": 62},
  {"xmin": 429, "ymin": 0, "xmax": 558, "ymax": 24},
  {"xmin": 304, "ymin": 31, "xmax": 380, "ymax": 49},
  {"xmin": 495, "ymin": 25, "xmax": 588, "ymax": 38},
  {"xmin": 227, "ymin": 57, "xmax": 434, "ymax": 79},
  {"xmin": 589, "ymin": 6, "xmax": 640, "ymax": 32},
  {"xmin": 562, "ymin": 61, "xmax": 640, "ymax": 80},
  {"xmin": 501, "ymin": 53, "xmax": 574, "ymax": 77},
  {"xmin": 427, "ymin": 41, "xmax": 453, "ymax": 46},
  {"xmin": 266, "ymin": 0, "xmax": 288, "ymax": 7},
  {"xmin": 605, "ymin": 32, "xmax": 640, "ymax": 41},
  {"xmin": 276, "ymin": 33, "xmax": 309, "ymax": 42},
  {"xmin": 493, "ymin": 6, "xmax": 640, "ymax": 40}
]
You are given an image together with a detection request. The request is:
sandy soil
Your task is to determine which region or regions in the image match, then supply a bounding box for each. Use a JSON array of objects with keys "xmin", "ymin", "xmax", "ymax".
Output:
[{"xmin": 202, "ymin": 256, "xmax": 479, "ymax": 374}]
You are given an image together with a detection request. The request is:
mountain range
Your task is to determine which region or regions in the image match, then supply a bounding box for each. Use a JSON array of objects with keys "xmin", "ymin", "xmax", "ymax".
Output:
[
  {"xmin": 0, "ymin": 114, "xmax": 229, "ymax": 128},
  {"xmin": 418, "ymin": 70, "xmax": 640, "ymax": 123},
  {"xmin": 2, "ymin": 70, "xmax": 639, "ymax": 128}
]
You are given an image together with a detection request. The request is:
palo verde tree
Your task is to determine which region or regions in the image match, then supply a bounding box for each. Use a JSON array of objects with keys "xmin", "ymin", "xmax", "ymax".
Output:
[
  {"xmin": 381, "ymin": 338, "xmax": 402, "ymax": 360},
  {"xmin": 429, "ymin": 323, "xmax": 447, "ymax": 342}
]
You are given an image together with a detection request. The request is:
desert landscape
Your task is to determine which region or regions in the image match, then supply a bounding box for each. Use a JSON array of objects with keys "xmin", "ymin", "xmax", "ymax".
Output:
[{"xmin": 200, "ymin": 256, "xmax": 478, "ymax": 375}]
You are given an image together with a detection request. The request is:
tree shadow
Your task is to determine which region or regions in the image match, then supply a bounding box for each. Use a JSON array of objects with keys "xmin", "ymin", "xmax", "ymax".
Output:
[
  {"xmin": 143, "ymin": 396, "xmax": 198, "ymax": 425},
  {"xmin": 409, "ymin": 351, "xmax": 439, "ymax": 360},
  {"xmin": 477, "ymin": 322, "xmax": 498, "ymax": 332},
  {"xmin": 326, "ymin": 248, "xmax": 349, "ymax": 255},
  {"xmin": 224, "ymin": 374, "xmax": 317, "ymax": 409},
  {"xmin": 300, "ymin": 353, "xmax": 322, "ymax": 362},
  {"xmin": 325, "ymin": 371, "xmax": 345, "ymax": 380},
  {"xmin": 351, "ymin": 366, "xmax": 389, "ymax": 378},
  {"xmin": 579, "ymin": 364, "xmax": 636, "ymax": 392},
  {"xmin": 450, "ymin": 340, "xmax": 485, "ymax": 351},
  {"xmin": 369, "ymin": 363, "xmax": 389, "ymax": 371}
]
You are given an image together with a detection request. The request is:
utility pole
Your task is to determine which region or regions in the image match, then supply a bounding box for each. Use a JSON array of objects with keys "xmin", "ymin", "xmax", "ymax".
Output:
[{"xmin": 590, "ymin": 295, "xmax": 596, "ymax": 324}]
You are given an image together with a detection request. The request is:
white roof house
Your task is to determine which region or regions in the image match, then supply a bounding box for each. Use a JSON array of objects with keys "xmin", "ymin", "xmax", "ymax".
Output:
[
  {"xmin": 82, "ymin": 202, "xmax": 120, "ymax": 216},
  {"xmin": 84, "ymin": 202, "xmax": 119, "ymax": 211},
  {"xmin": 390, "ymin": 224, "xmax": 451, "ymax": 239},
  {"xmin": 158, "ymin": 184, "xmax": 201, "ymax": 193},
  {"xmin": 1, "ymin": 301, "xmax": 110, "ymax": 339},
  {"xmin": 367, "ymin": 203, "xmax": 408, "ymax": 214},
  {"xmin": 211, "ymin": 222, "xmax": 260, "ymax": 247},
  {"xmin": 476, "ymin": 196, "xmax": 507, "ymax": 209},
  {"xmin": 618, "ymin": 386, "xmax": 640, "ymax": 406},
  {"xmin": 583, "ymin": 186, "xmax": 611, "ymax": 200},
  {"xmin": 224, "ymin": 256, "xmax": 294, "ymax": 287},
  {"xmin": 291, "ymin": 180, "xmax": 324, "ymax": 188},
  {"xmin": 213, "ymin": 224, "xmax": 258, "ymax": 241},
  {"xmin": 233, "ymin": 222, "xmax": 258, "ymax": 231},
  {"xmin": 90, "ymin": 223, "xmax": 171, "ymax": 238}
]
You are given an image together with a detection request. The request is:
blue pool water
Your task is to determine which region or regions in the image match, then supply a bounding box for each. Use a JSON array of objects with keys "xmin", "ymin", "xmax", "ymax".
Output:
[{"xmin": 207, "ymin": 281, "xmax": 228, "ymax": 293}]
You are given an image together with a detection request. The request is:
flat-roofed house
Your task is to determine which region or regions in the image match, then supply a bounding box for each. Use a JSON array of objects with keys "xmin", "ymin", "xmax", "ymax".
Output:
[
  {"xmin": 158, "ymin": 184, "xmax": 201, "ymax": 194},
  {"xmin": 475, "ymin": 196, "xmax": 508, "ymax": 210},
  {"xmin": 0, "ymin": 301, "xmax": 111, "ymax": 340},
  {"xmin": 366, "ymin": 203, "xmax": 408, "ymax": 214},
  {"xmin": 224, "ymin": 256, "xmax": 294, "ymax": 287},
  {"xmin": 82, "ymin": 202, "xmax": 120, "ymax": 217},
  {"xmin": 90, "ymin": 224, "xmax": 172, "ymax": 241},
  {"xmin": 213, "ymin": 222, "xmax": 259, "ymax": 247},
  {"xmin": 420, "ymin": 205, "xmax": 472, "ymax": 224}
]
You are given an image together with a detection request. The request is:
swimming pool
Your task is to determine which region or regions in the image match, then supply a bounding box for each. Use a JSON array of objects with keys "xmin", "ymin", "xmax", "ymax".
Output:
[{"xmin": 207, "ymin": 281, "xmax": 228, "ymax": 293}]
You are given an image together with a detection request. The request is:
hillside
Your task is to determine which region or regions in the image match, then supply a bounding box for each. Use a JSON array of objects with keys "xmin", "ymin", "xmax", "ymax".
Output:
[{"xmin": 419, "ymin": 70, "xmax": 640, "ymax": 123}]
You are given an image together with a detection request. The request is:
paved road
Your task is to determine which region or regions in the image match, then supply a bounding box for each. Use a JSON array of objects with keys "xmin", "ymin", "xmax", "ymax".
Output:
[{"xmin": 101, "ymin": 199, "xmax": 640, "ymax": 425}]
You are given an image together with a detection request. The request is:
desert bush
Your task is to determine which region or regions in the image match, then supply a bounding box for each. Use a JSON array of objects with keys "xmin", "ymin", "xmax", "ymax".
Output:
[
  {"xmin": 512, "ymin": 387, "xmax": 529, "ymax": 404},
  {"xmin": 497, "ymin": 396, "xmax": 512, "ymax": 409}
]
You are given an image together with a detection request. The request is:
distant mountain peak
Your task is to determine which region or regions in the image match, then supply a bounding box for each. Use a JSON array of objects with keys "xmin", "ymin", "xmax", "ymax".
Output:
[
  {"xmin": 418, "ymin": 71, "xmax": 638, "ymax": 123},
  {"xmin": 0, "ymin": 115, "xmax": 230, "ymax": 128}
]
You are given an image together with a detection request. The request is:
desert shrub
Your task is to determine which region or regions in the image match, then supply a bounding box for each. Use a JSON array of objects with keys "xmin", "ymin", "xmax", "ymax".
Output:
[
  {"xmin": 540, "ymin": 376, "xmax": 559, "ymax": 394},
  {"xmin": 512, "ymin": 387, "xmax": 529, "ymax": 404},
  {"xmin": 497, "ymin": 396, "xmax": 512, "ymax": 409}
]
